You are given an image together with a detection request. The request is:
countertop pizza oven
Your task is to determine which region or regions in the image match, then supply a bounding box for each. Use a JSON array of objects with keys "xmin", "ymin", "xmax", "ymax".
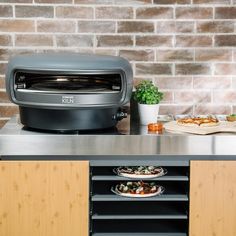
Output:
[{"xmin": 5, "ymin": 53, "xmax": 133, "ymax": 131}]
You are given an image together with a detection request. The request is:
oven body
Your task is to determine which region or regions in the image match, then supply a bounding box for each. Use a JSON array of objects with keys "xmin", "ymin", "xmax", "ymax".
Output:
[{"xmin": 6, "ymin": 53, "xmax": 133, "ymax": 131}]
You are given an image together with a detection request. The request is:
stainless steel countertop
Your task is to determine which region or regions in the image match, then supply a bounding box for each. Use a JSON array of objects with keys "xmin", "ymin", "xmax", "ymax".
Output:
[{"xmin": 0, "ymin": 116, "xmax": 236, "ymax": 156}]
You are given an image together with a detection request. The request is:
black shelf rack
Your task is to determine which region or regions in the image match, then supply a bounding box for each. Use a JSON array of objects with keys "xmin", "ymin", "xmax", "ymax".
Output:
[{"xmin": 90, "ymin": 163, "xmax": 189, "ymax": 236}]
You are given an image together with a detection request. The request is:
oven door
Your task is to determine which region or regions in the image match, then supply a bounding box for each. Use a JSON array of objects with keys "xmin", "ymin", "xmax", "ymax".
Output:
[{"xmin": 12, "ymin": 70, "xmax": 126, "ymax": 108}]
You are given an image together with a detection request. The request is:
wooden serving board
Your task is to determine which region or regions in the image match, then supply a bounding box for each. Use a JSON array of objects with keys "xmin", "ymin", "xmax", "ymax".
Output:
[{"xmin": 164, "ymin": 121, "xmax": 236, "ymax": 135}]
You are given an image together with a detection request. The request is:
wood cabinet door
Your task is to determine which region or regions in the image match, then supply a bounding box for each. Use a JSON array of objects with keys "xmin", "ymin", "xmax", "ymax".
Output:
[
  {"xmin": 190, "ymin": 161, "xmax": 236, "ymax": 236},
  {"xmin": 0, "ymin": 161, "xmax": 89, "ymax": 236}
]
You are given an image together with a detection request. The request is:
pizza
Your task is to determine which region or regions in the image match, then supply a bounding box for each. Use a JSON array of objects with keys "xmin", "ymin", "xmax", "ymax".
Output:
[
  {"xmin": 114, "ymin": 166, "xmax": 166, "ymax": 179},
  {"xmin": 177, "ymin": 117, "xmax": 219, "ymax": 127},
  {"xmin": 226, "ymin": 114, "xmax": 236, "ymax": 122},
  {"xmin": 111, "ymin": 181, "xmax": 164, "ymax": 198}
]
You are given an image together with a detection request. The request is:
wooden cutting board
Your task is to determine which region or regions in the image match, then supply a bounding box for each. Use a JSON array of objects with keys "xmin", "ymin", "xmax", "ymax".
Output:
[{"xmin": 164, "ymin": 121, "xmax": 236, "ymax": 135}]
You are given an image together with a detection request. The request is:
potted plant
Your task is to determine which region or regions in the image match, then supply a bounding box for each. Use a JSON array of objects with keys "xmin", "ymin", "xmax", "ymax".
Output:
[{"xmin": 134, "ymin": 80, "xmax": 163, "ymax": 125}]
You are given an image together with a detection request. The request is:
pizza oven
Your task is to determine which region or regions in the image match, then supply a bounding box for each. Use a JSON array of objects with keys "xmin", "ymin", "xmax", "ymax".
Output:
[{"xmin": 5, "ymin": 53, "xmax": 133, "ymax": 131}]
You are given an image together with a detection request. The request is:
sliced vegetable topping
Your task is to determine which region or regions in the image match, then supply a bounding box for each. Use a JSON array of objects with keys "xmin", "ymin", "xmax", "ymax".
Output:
[
  {"xmin": 116, "ymin": 181, "xmax": 160, "ymax": 195},
  {"xmin": 116, "ymin": 166, "xmax": 164, "ymax": 175}
]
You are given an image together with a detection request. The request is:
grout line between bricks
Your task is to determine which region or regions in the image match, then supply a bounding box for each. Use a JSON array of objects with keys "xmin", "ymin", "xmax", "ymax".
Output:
[
  {"xmin": 12, "ymin": 4, "xmax": 15, "ymax": 19},
  {"xmin": 92, "ymin": 5, "xmax": 95, "ymax": 19},
  {"xmin": 0, "ymin": 3, "xmax": 234, "ymax": 6},
  {"xmin": 2, "ymin": 17, "xmax": 236, "ymax": 22},
  {"xmin": 53, "ymin": 5, "xmax": 56, "ymax": 19},
  {"xmin": 1, "ymin": 45, "xmax": 236, "ymax": 50},
  {"xmin": 133, "ymin": 6, "xmax": 136, "ymax": 20},
  {"xmin": 2, "ymin": 32, "xmax": 236, "ymax": 36},
  {"xmin": 213, "ymin": 6, "xmax": 215, "ymax": 20}
]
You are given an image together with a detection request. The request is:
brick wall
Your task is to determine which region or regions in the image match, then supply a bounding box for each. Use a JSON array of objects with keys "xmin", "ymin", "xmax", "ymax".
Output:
[{"xmin": 1, "ymin": 0, "xmax": 236, "ymax": 127}]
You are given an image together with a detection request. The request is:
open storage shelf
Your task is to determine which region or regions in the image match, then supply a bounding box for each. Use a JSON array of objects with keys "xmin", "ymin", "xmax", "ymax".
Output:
[
  {"xmin": 92, "ymin": 194, "xmax": 188, "ymax": 202},
  {"xmin": 90, "ymin": 164, "xmax": 189, "ymax": 236},
  {"xmin": 92, "ymin": 175, "xmax": 189, "ymax": 181},
  {"xmin": 92, "ymin": 201, "xmax": 188, "ymax": 219},
  {"xmin": 93, "ymin": 181, "xmax": 187, "ymax": 194},
  {"xmin": 92, "ymin": 233, "xmax": 187, "ymax": 236},
  {"xmin": 92, "ymin": 166, "xmax": 188, "ymax": 179},
  {"xmin": 92, "ymin": 215, "xmax": 188, "ymax": 220}
]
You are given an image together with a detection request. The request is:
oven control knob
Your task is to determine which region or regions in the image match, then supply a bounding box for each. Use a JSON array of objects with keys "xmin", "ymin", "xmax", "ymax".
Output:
[{"xmin": 113, "ymin": 110, "xmax": 128, "ymax": 121}]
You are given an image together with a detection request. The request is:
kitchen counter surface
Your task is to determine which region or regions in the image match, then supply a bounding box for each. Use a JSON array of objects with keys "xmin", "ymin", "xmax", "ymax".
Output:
[{"xmin": 1, "ymin": 116, "xmax": 236, "ymax": 157}]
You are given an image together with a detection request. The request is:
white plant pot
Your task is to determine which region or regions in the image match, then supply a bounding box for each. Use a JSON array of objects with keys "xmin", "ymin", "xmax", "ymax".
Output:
[{"xmin": 138, "ymin": 103, "xmax": 160, "ymax": 125}]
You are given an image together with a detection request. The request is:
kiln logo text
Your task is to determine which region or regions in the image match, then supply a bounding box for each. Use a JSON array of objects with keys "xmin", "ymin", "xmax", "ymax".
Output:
[{"xmin": 62, "ymin": 96, "xmax": 74, "ymax": 104}]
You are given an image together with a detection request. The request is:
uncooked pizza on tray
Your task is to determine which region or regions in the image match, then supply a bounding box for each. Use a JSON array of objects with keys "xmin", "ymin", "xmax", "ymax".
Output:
[
  {"xmin": 111, "ymin": 181, "xmax": 164, "ymax": 198},
  {"xmin": 114, "ymin": 166, "xmax": 166, "ymax": 179}
]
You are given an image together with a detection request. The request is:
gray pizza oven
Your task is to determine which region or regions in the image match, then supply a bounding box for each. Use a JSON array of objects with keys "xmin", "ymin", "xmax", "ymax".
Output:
[{"xmin": 5, "ymin": 53, "xmax": 133, "ymax": 131}]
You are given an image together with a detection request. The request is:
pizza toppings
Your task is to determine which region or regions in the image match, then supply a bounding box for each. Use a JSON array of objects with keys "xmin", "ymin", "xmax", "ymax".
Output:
[
  {"xmin": 116, "ymin": 166, "xmax": 164, "ymax": 176},
  {"xmin": 227, "ymin": 114, "xmax": 236, "ymax": 122},
  {"xmin": 112, "ymin": 168, "xmax": 165, "ymax": 197},
  {"xmin": 116, "ymin": 181, "xmax": 159, "ymax": 195},
  {"xmin": 177, "ymin": 117, "xmax": 219, "ymax": 127}
]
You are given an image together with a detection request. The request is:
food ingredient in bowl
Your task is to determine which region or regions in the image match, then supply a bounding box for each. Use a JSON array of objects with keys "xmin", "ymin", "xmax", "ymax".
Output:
[{"xmin": 148, "ymin": 122, "xmax": 163, "ymax": 132}]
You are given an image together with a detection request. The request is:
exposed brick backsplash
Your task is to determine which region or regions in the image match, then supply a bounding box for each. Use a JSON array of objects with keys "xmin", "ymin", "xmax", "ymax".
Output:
[
  {"xmin": 0, "ymin": 5, "xmax": 13, "ymax": 17},
  {"xmin": 193, "ymin": 76, "xmax": 231, "ymax": 89},
  {"xmin": 0, "ymin": 63, "xmax": 7, "ymax": 75},
  {"xmin": 136, "ymin": 35, "xmax": 173, "ymax": 47},
  {"xmin": 0, "ymin": 35, "xmax": 12, "ymax": 46},
  {"xmin": 0, "ymin": 105, "xmax": 19, "ymax": 117},
  {"xmin": 175, "ymin": 7, "xmax": 213, "ymax": 19},
  {"xmin": 215, "ymin": 35, "xmax": 236, "ymax": 46},
  {"xmin": 0, "ymin": 76, "xmax": 5, "ymax": 89},
  {"xmin": 15, "ymin": 5, "xmax": 54, "ymax": 18},
  {"xmin": 0, "ymin": 90, "xmax": 10, "ymax": 103},
  {"xmin": 96, "ymin": 6, "xmax": 133, "ymax": 19},
  {"xmin": 156, "ymin": 49, "xmax": 194, "ymax": 62},
  {"xmin": 175, "ymin": 35, "xmax": 213, "ymax": 47},
  {"xmin": 174, "ymin": 91, "xmax": 211, "ymax": 103},
  {"xmin": 15, "ymin": 34, "xmax": 54, "ymax": 46},
  {"xmin": 215, "ymin": 7, "xmax": 236, "ymax": 19},
  {"xmin": 175, "ymin": 63, "xmax": 212, "ymax": 75},
  {"xmin": 195, "ymin": 49, "xmax": 232, "ymax": 61},
  {"xmin": 136, "ymin": 7, "xmax": 173, "ymax": 19},
  {"xmin": 78, "ymin": 21, "xmax": 116, "ymax": 33},
  {"xmin": 1, "ymin": 0, "xmax": 236, "ymax": 127},
  {"xmin": 196, "ymin": 21, "xmax": 234, "ymax": 33},
  {"xmin": 0, "ymin": 19, "xmax": 35, "ymax": 32},
  {"xmin": 136, "ymin": 63, "xmax": 173, "ymax": 75}
]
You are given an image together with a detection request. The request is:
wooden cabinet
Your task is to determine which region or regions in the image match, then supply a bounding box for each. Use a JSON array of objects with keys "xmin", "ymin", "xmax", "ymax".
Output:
[
  {"xmin": 0, "ymin": 161, "xmax": 89, "ymax": 236},
  {"xmin": 1, "ymin": 159, "xmax": 236, "ymax": 236},
  {"xmin": 189, "ymin": 161, "xmax": 236, "ymax": 236}
]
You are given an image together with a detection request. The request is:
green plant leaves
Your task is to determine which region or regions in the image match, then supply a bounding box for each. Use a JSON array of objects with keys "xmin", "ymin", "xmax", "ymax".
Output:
[{"xmin": 134, "ymin": 80, "xmax": 163, "ymax": 105}]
